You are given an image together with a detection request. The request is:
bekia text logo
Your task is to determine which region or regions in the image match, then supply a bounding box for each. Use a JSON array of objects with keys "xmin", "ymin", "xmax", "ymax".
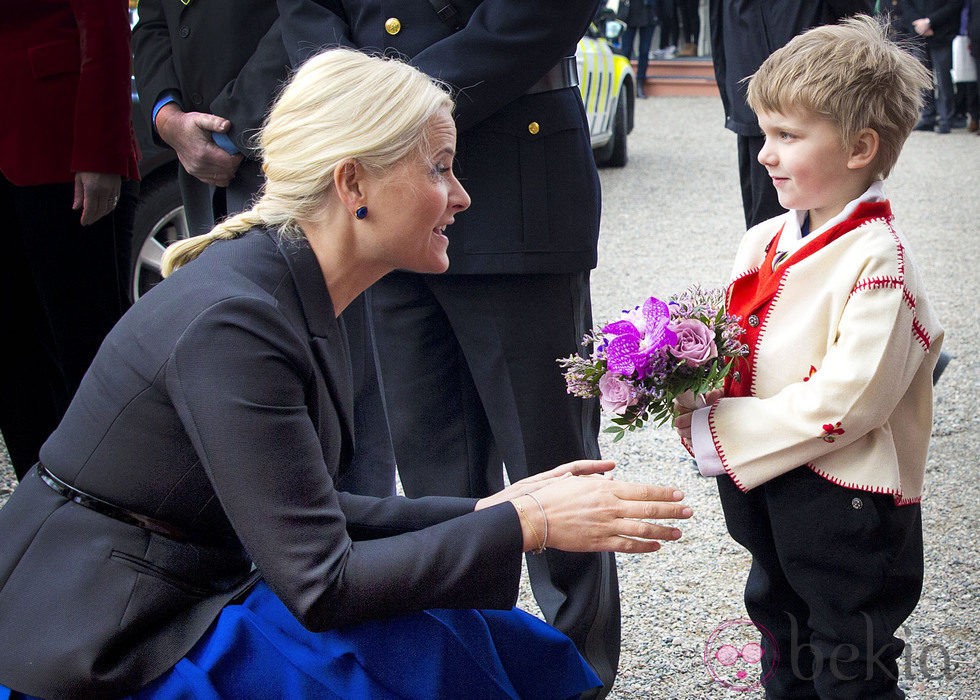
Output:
[{"xmin": 704, "ymin": 619, "xmax": 778, "ymax": 692}]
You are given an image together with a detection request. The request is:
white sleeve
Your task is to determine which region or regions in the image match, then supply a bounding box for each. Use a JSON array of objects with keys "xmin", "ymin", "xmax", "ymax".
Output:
[{"xmin": 691, "ymin": 407, "xmax": 725, "ymax": 476}]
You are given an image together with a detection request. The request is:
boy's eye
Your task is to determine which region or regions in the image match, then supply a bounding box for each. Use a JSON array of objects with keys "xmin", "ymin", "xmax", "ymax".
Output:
[{"xmin": 779, "ymin": 131, "xmax": 795, "ymax": 141}]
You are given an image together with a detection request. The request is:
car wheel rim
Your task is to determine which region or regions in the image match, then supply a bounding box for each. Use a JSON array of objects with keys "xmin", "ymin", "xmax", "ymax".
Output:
[{"xmin": 132, "ymin": 205, "xmax": 188, "ymax": 301}]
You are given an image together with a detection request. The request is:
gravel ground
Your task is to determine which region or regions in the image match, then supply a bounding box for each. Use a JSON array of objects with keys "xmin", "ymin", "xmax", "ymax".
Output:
[{"xmin": 1, "ymin": 95, "xmax": 976, "ymax": 698}]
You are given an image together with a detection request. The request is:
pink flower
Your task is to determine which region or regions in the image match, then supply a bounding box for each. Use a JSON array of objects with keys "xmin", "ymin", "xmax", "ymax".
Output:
[
  {"xmin": 598, "ymin": 373, "xmax": 637, "ymax": 415},
  {"xmin": 667, "ymin": 318, "xmax": 718, "ymax": 367}
]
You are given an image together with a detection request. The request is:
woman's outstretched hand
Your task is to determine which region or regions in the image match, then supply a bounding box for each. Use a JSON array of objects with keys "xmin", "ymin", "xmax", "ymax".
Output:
[{"xmin": 475, "ymin": 460, "xmax": 692, "ymax": 554}]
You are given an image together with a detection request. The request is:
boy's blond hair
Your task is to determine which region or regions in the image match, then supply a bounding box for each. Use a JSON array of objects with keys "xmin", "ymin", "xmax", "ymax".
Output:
[{"xmin": 746, "ymin": 14, "xmax": 931, "ymax": 180}]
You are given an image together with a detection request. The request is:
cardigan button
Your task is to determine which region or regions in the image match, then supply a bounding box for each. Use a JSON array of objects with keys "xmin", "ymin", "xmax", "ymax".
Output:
[
  {"xmin": 748, "ymin": 314, "xmax": 760, "ymax": 327},
  {"xmin": 732, "ymin": 371, "xmax": 741, "ymax": 383},
  {"xmin": 851, "ymin": 497, "xmax": 863, "ymax": 510}
]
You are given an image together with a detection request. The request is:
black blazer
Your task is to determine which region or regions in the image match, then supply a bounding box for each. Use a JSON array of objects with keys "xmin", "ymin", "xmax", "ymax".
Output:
[
  {"xmin": 0, "ymin": 230, "xmax": 523, "ymax": 697},
  {"xmin": 278, "ymin": 0, "xmax": 603, "ymax": 274},
  {"xmin": 132, "ymin": 0, "xmax": 291, "ymax": 156}
]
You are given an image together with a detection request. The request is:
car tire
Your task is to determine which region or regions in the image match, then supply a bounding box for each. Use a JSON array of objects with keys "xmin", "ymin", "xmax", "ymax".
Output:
[
  {"xmin": 130, "ymin": 168, "xmax": 188, "ymax": 301},
  {"xmin": 603, "ymin": 94, "xmax": 629, "ymax": 168}
]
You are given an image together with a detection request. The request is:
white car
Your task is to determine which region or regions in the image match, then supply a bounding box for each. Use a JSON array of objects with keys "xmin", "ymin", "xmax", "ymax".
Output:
[{"xmin": 578, "ymin": 15, "xmax": 636, "ymax": 167}]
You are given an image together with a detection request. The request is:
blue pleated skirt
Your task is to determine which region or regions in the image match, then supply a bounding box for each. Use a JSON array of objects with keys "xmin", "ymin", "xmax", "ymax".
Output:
[{"xmin": 1, "ymin": 581, "xmax": 599, "ymax": 699}]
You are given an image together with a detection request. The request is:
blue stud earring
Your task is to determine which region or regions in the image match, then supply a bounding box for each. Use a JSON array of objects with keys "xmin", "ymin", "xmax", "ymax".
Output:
[{"xmin": 355, "ymin": 206, "xmax": 368, "ymax": 220}]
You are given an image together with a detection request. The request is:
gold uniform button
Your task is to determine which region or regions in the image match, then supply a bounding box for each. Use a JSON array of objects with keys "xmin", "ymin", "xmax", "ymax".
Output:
[
  {"xmin": 385, "ymin": 17, "xmax": 401, "ymax": 35},
  {"xmin": 528, "ymin": 121, "xmax": 540, "ymax": 135}
]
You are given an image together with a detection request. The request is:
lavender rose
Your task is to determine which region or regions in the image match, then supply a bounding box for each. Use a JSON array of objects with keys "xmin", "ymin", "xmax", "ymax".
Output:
[
  {"xmin": 667, "ymin": 318, "xmax": 718, "ymax": 367},
  {"xmin": 598, "ymin": 372, "xmax": 637, "ymax": 415}
]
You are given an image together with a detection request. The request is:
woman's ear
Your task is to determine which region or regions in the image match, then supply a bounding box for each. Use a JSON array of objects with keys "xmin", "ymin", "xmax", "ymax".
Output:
[
  {"xmin": 334, "ymin": 159, "xmax": 365, "ymax": 215},
  {"xmin": 847, "ymin": 128, "xmax": 879, "ymax": 170}
]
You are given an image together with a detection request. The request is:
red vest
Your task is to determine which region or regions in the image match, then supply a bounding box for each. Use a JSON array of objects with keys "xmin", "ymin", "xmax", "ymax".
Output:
[{"xmin": 724, "ymin": 201, "xmax": 892, "ymax": 398}]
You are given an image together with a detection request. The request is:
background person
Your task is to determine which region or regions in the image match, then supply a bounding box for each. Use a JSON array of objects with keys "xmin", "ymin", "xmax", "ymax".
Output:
[
  {"xmin": 0, "ymin": 0, "xmax": 139, "ymax": 480},
  {"xmin": 618, "ymin": 0, "xmax": 658, "ymax": 98},
  {"xmin": 0, "ymin": 49, "xmax": 693, "ymax": 699},
  {"xmin": 894, "ymin": 0, "xmax": 963, "ymax": 133}
]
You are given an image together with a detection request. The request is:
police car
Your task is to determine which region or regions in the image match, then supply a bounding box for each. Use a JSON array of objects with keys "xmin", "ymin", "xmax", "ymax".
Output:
[{"xmin": 578, "ymin": 14, "xmax": 635, "ymax": 167}]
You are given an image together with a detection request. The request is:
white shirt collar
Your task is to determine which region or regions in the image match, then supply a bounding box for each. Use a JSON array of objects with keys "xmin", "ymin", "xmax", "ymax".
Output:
[{"xmin": 776, "ymin": 181, "xmax": 886, "ymax": 256}]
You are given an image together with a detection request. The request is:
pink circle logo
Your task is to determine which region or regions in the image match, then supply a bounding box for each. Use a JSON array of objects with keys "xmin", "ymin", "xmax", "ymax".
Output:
[{"xmin": 703, "ymin": 619, "xmax": 779, "ymax": 692}]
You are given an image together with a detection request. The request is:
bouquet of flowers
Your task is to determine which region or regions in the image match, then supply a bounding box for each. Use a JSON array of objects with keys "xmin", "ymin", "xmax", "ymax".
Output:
[{"xmin": 558, "ymin": 285, "xmax": 748, "ymax": 442}]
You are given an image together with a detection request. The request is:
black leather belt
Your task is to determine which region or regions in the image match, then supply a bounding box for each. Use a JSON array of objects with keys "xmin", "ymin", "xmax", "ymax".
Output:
[
  {"xmin": 526, "ymin": 56, "xmax": 579, "ymax": 95},
  {"xmin": 37, "ymin": 463, "xmax": 206, "ymax": 544}
]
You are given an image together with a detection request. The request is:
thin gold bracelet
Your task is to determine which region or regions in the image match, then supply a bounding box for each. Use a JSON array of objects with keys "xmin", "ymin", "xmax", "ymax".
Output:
[
  {"xmin": 524, "ymin": 492, "xmax": 548, "ymax": 554},
  {"xmin": 513, "ymin": 497, "xmax": 544, "ymax": 554}
]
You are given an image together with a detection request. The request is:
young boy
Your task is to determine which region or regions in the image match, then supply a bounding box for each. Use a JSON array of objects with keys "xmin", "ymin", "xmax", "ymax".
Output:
[{"xmin": 675, "ymin": 15, "xmax": 944, "ymax": 698}]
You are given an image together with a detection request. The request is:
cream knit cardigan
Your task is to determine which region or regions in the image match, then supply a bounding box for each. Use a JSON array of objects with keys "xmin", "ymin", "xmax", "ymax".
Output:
[{"xmin": 702, "ymin": 200, "xmax": 943, "ymax": 504}]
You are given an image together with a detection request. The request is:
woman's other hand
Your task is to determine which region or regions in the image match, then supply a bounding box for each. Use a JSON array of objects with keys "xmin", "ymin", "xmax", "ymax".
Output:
[{"xmin": 474, "ymin": 459, "xmax": 615, "ymax": 511}]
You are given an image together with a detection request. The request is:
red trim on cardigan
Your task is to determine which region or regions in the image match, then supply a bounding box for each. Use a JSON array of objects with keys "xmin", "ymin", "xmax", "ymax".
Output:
[
  {"xmin": 912, "ymin": 318, "xmax": 932, "ymax": 350},
  {"xmin": 708, "ymin": 403, "xmax": 747, "ymax": 491},
  {"xmin": 807, "ymin": 464, "xmax": 918, "ymax": 505},
  {"xmin": 725, "ymin": 202, "xmax": 894, "ymax": 400}
]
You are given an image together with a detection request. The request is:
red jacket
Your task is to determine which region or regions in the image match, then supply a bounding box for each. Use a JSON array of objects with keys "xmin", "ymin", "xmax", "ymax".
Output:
[{"xmin": 0, "ymin": 0, "xmax": 139, "ymax": 186}]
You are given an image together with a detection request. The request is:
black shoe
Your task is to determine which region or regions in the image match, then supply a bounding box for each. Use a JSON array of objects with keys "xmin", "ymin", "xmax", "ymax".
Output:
[
  {"xmin": 637, "ymin": 84, "xmax": 647, "ymax": 99},
  {"xmin": 933, "ymin": 351, "xmax": 952, "ymax": 385},
  {"xmin": 913, "ymin": 119, "xmax": 936, "ymax": 131},
  {"xmin": 935, "ymin": 123, "xmax": 951, "ymax": 134}
]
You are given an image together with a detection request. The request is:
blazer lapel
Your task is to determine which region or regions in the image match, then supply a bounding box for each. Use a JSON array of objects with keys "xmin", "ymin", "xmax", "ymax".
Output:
[{"xmin": 272, "ymin": 233, "xmax": 355, "ymax": 464}]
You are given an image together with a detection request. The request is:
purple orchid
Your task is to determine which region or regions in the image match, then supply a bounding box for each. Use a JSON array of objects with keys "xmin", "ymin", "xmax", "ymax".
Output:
[{"xmin": 602, "ymin": 296, "xmax": 678, "ymax": 379}]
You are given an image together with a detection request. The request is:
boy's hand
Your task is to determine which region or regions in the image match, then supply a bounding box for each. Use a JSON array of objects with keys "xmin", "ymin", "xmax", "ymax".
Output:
[{"xmin": 672, "ymin": 389, "xmax": 723, "ymax": 441}]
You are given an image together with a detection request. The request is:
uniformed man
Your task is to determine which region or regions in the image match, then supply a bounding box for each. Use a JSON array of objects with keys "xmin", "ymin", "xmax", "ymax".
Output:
[{"xmin": 279, "ymin": 0, "xmax": 619, "ymax": 693}]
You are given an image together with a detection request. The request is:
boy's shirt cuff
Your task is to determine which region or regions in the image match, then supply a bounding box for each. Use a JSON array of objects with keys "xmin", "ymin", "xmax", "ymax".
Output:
[{"xmin": 692, "ymin": 407, "xmax": 725, "ymax": 476}]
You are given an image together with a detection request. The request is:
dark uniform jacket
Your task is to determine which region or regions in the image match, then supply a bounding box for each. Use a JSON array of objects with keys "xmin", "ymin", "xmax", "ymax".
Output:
[
  {"xmin": 132, "ymin": 0, "xmax": 291, "ymax": 156},
  {"xmin": 709, "ymin": 0, "xmax": 874, "ymax": 136},
  {"xmin": 0, "ymin": 230, "xmax": 524, "ymax": 697},
  {"xmin": 278, "ymin": 0, "xmax": 604, "ymax": 274}
]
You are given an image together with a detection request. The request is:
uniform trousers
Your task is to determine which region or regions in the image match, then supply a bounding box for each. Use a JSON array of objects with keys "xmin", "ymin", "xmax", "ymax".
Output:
[
  {"xmin": 718, "ymin": 467, "xmax": 923, "ymax": 699},
  {"xmin": 371, "ymin": 270, "xmax": 621, "ymax": 691},
  {"xmin": 178, "ymin": 160, "xmax": 397, "ymax": 497},
  {"xmin": 0, "ymin": 175, "xmax": 125, "ymax": 478}
]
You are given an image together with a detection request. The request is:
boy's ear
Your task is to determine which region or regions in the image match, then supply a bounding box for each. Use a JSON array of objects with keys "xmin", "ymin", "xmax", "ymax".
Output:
[{"xmin": 847, "ymin": 128, "xmax": 879, "ymax": 170}]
